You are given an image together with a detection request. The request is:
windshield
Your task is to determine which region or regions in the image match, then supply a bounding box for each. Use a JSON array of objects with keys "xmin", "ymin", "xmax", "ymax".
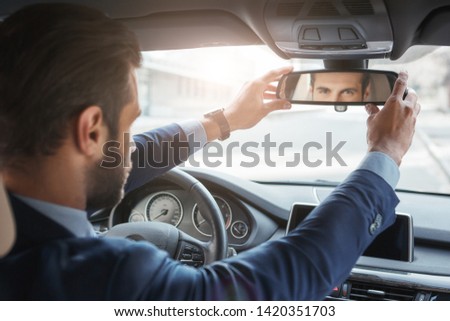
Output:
[{"xmin": 134, "ymin": 45, "xmax": 450, "ymax": 194}]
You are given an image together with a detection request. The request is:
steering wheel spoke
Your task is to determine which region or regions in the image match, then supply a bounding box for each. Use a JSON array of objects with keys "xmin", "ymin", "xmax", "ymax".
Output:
[{"xmin": 176, "ymin": 232, "xmax": 208, "ymax": 267}]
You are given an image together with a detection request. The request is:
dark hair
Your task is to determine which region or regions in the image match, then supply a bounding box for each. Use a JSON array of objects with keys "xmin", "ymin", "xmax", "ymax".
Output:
[{"xmin": 0, "ymin": 3, "xmax": 141, "ymax": 168}]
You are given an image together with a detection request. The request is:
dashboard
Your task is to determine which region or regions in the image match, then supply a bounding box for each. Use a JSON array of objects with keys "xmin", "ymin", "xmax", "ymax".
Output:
[
  {"xmin": 91, "ymin": 167, "xmax": 450, "ymax": 301},
  {"xmin": 128, "ymin": 189, "xmax": 255, "ymax": 246}
]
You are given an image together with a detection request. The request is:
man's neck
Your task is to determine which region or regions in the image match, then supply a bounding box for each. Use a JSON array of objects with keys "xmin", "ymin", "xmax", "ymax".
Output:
[{"xmin": 3, "ymin": 155, "xmax": 87, "ymax": 210}]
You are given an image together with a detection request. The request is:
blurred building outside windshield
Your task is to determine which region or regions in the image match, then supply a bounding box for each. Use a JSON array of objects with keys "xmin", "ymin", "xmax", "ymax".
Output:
[{"xmin": 134, "ymin": 45, "xmax": 450, "ymax": 194}]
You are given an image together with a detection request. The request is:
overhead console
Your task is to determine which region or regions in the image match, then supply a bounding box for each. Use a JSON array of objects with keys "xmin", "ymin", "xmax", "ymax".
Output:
[{"xmin": 264, "ymin": 0, "xmax": 393, "ymax": 59}]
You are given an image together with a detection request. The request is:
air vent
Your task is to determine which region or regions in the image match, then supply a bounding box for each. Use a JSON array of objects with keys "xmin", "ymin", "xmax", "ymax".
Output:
[
  {"xmin": 349, "ymin": 282, "xmax": 416, "ymax": 301},
  {"xmin": 308, "ymin": 1, "xmax": 339, "ymax": 17},
  {"xmin": 276, "ymin": 2, "xmax": 305, "ymax": 16},
  {"xmin": 343, "ymin": 0, "xmax": 374, "ymax": 15}
]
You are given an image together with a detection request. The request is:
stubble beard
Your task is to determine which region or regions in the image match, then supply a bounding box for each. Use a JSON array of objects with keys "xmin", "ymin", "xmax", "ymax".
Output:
[{"xmin": 85, "ymin": 156, "xmax": 130, "ymax": 210}]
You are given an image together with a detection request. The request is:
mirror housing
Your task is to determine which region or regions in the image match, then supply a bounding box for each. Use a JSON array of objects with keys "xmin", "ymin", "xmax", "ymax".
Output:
[{"xmin": 277, "ymin": 70, "xmax": 398, "ymax": 105}]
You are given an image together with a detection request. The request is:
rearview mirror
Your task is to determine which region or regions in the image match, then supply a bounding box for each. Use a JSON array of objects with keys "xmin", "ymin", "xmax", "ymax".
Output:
[{"xmin": 277, "ymin": 70, "xmax": 398, "ymax": 105}]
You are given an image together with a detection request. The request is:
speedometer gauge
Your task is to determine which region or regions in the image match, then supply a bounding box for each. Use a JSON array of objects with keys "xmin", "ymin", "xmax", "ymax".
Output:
[
  {"xmin": 146, "ymin": 192, "xmax": 183, "ymax": 226},
  {"xmin": 192, "ymin": 196, "xmax": 232, "ymax": 236}
]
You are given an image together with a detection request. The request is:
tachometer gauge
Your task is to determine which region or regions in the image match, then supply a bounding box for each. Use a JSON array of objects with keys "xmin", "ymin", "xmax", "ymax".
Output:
[
  {"xmin": 146, "ymin": 192, "xmax": 183, "ymax": 226},
  {"xmin": 192, "ymin": 196, "xmax": 232, "ymax": 236}
]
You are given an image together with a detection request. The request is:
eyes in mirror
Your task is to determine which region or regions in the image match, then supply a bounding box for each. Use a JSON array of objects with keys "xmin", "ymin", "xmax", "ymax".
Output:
[{"xmin": 277, "ymin": 70, "xmax": 398, "ymax": 105}]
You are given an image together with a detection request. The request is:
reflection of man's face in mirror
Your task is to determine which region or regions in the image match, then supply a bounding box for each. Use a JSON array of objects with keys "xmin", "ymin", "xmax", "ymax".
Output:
[{"xmin": 310, "ymin": 72, "xmax": 370, "ymax": 102}]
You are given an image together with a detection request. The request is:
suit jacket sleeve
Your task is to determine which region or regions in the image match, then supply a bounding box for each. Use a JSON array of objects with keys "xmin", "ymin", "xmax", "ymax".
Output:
[
  {"xmin": 114, "ymin": 169, "xmax": 399, "ymax": 300},
  {"xmin": 124, "ymin": 123, "xmax": 192, "ymax": 193}
]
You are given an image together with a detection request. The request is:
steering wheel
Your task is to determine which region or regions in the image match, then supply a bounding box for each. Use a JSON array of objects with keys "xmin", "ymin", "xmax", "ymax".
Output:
[{"xmin": 104, "ymin": 168, "xmax": 228, "ymax": 266}]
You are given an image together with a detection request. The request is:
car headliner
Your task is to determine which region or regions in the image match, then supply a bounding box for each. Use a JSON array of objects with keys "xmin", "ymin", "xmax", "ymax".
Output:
[{"xmin": 0, "ymin": 0, "xmax": 449, "ymax": 61}]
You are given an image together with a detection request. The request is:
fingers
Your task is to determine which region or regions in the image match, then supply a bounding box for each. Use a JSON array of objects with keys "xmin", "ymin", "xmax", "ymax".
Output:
[
  {"xmin": 404, "ymin": 88, "xmax": 421, "ymax": 116},
  {"xmin": 265, "ymin": 99, "xmax": 291, "ymax": 112},
  {"xmin": 264, "ymin": 83, "xmax": 280, "ymax": 98},
  {"xmin": 365, "ymin": 103, "xmax": 380, "ymax": 116},
  {"xmin": 260, "ymin": 66, "xmax": 293, "ymax": 84},
  {"xmin": 266, "ymin": 83, "xmax": 277, "ymax": 92},
  {"xmin": 404, "ymin": 87, "xmax": 417, "ymax": 104},
  {"xmin": 263, "ymin": 92, "xmax": 277, "ymax": 100},
  {"xmin": 388, "ymin": 71, "xmax": 420, "ymax": 117},
  {"xmin": 415, "ymin": 102, "xmax": 421, "ymax": 116},
  {"xmin": 263, "ymin": 75, "xmax": 291, "ymax": 101},
  {"xmin": 391, "ymin": 71, "xmax": 408, "ymax": 98}
]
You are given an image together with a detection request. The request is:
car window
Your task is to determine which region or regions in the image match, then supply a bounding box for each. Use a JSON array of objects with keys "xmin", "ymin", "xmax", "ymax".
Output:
[{"xmin": 134, "ymin": 45, "xmax": 450, "ymax": 194}]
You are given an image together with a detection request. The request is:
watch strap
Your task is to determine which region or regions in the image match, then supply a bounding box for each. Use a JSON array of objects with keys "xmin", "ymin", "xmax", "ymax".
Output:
[{"xmin": 204, "ymin": 108, "xmax": 230, "ymax": 141}]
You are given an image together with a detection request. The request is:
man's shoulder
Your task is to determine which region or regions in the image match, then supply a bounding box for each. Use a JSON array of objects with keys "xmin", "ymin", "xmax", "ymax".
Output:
[{"xmin": 1, "ymin": 236, "xmax": 173, "ymax": 300}]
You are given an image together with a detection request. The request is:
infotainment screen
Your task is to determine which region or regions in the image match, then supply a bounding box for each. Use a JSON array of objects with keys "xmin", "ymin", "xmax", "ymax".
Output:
[{"xmin": 286, "ymin": 203, "xmax": 414, "ymax": 262}]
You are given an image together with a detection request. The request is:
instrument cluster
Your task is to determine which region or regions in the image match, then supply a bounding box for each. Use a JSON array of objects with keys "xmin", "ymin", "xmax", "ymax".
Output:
[{"xmin": 129, "ymin": 189, "xmax": 252, "ymax": 245}]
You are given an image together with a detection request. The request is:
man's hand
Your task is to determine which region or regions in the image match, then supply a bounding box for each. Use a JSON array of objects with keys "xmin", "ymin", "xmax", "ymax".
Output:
[
  {"xmin": 365, "ymin": 72, "xmax": 421, "ymax": 166},
  {"xmin": 224, "ymin": 66, "xmax": 293, "ymax": 131},
  {"xmin": 202, "ymin": 66, "xmax": 293, "ymax": 141}
]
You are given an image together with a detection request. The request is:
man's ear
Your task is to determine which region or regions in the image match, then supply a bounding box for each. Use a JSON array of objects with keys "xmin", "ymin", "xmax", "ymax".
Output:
[{"xmin": 74, "ymin": 106, "xmax": 108, "ymax": 156}]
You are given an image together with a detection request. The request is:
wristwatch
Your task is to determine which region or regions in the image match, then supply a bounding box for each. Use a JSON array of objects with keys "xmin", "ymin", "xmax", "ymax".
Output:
[{"xmin": 203, "ymin": 108, "xmax": 230, "ymax": 141}]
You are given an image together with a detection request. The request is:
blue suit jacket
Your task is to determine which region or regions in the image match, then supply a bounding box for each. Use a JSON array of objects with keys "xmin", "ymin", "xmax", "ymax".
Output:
[
  {"xmin": 124, "ymin": 123, "xmax": 191, "ymax": 193},
  {"xmin": 0, "ymin": 125, "xmax": 399, "ymax": 300}
]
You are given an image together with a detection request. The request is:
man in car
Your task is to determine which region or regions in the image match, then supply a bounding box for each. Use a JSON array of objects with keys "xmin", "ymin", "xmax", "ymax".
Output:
[
  {"xmin": 311, "ymin": 72, "xmax": 371, "ymax": 102},
  {"xmin": 0, "ymin": 3, "xmax": 420, "ymax": 300}
]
